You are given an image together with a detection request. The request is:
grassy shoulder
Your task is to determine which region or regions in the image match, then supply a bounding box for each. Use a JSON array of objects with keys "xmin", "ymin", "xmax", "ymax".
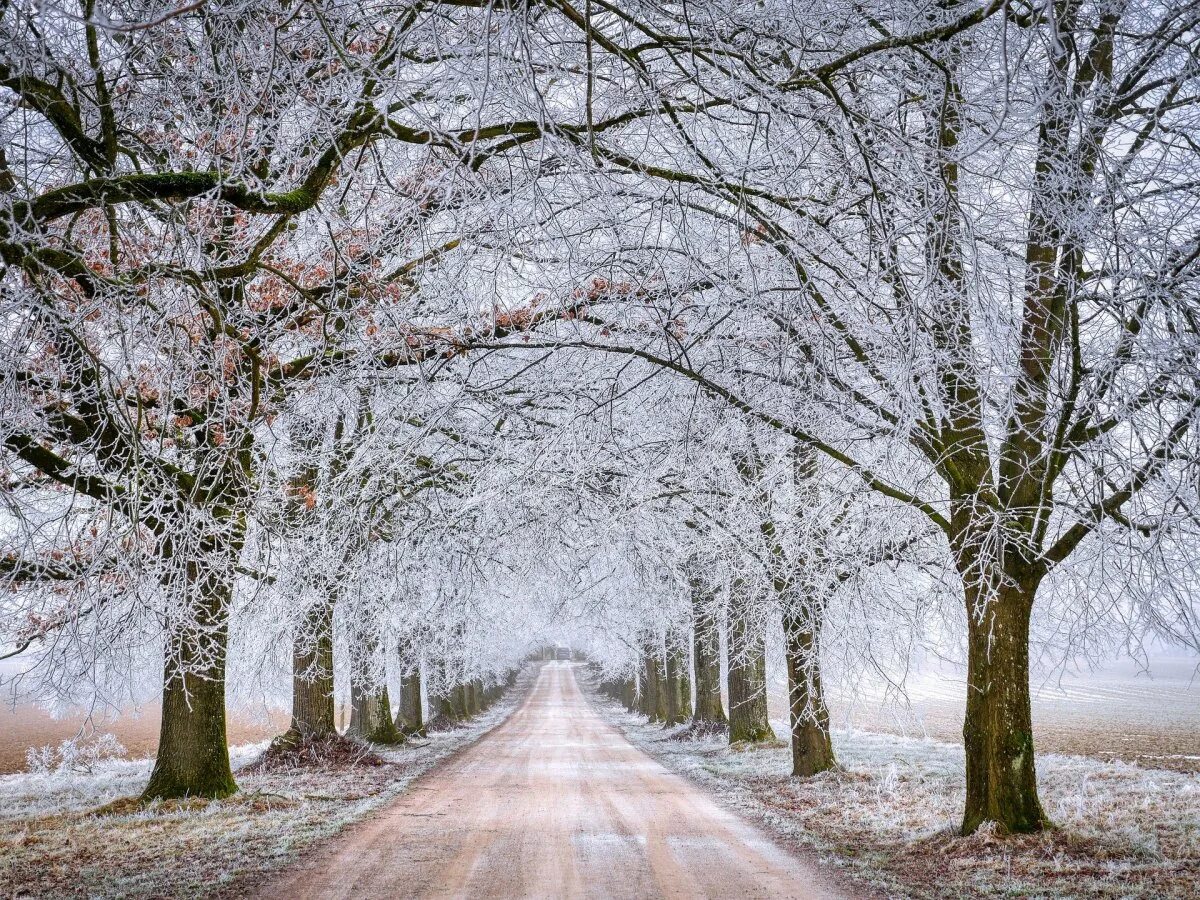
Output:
[
  {"xmin": 588, "ymin": 681, "xmax": 1200, "ymax": 899},
  {"xmin": 0, "ymin": 681, "xmax": 526, "ymax": 899}
]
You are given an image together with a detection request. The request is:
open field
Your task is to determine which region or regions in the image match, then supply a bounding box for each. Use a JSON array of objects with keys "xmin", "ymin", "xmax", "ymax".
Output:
[{"xmin": 0, "ymin": 703, "xmax": 287, "ymax": 776}]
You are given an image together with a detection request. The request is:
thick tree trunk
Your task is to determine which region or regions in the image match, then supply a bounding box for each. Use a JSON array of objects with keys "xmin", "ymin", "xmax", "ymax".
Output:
[
  {"xmin": 429, "ymin": 660, "xmax": 461, "ymax": 728},
  {"xmin": 664, "ymin": 651, "xmax": 682, "ymax": 725},
  {"xmin": 654, "ymin": 669, "xmax": 669, "ymax": 721},
  {"xmin": 727, "ymin": 594, "xmax": 774, "ymax": 744},
  {"xmin": 433, "ymin": 682, "xmax": 458, "ymax": 726},
  {"xmin": 641, "ymin": 649, "xmax": 664, "ymax": 722},
  {"xmin": 961, "ymin": 569, "xmax": 1047, "ymax": 834},
  {"xmin": 468, "ymin": 680, "xmax": 482, "ymax": 716},
  {"xmin": 676, "ymin": 645, "xmax": 692, "ymax": 720},
  {"xmin": 395, "ymin": 667, "xmax": 424, "ymax": 736},
  {"xmin": 282, "ymin": 596, "xmax": 336, "ymax": 744},
  {"xmin": 783, "ymin": 608, "xmax": 835, "ymax": 777},
  {"xmin": 692, "ymin": 598, "xmax": 726, "ymax": 727},
  {"xmin": 435, "ymin": 691, "xmax": 459, "ymax": 725},
  {"xmin": 664, "ymin": 644, "xmax": 691, "ymax": 725},
  {"xmin": 143, "ymin": 564, "xmax": 236, "ymax": 800},
  {"xmin": 348, "ymin": 632, "xmax": 402, "ymax": 744},
  {"xmin": 350, "ymin": 680, "xmax": 402, "ymax": 744},
  {"xmin": 452, "ymin": 683, "xmax": 470, "ymax": 720}
]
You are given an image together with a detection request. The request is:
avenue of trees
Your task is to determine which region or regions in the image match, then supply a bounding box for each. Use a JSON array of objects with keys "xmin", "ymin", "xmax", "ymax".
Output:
[{"xmin": 2, "ymin": 0, "xmax": 1197, "ymax": 838}]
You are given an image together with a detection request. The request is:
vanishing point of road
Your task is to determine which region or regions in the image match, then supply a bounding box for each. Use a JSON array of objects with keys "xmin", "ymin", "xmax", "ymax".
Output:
[{"xmin": 258, "ymin": 662, "xmax": 851, "ymax": 899}]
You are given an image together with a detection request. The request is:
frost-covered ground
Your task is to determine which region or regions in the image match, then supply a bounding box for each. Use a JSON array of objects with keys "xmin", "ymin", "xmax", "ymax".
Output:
[
  {"xmin": 0, "ymin": 676, "xmax": 528, "ymax": 899},
  {"xmin": 590, "ymin": 689, "xmax": 1200, "ymax": 899}
]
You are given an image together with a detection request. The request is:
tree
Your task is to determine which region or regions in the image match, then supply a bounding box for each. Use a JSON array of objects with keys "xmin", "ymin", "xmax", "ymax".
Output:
[
  {"xmin": 502, "ymin": 0, "xmax": 1200, "ymax": 832},
  {"xmin": 0, "ymin": 0, "xmax": 589, "ymax": 798},
  {"xmin": 689, "ymin": 578, "xmax": 727, "ymax": 730}
]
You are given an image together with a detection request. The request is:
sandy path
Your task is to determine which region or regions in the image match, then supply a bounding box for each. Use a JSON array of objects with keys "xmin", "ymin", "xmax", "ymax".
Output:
[{"xmin": 257, "ymin": 662, "xmax": 849, "ymax": 899}]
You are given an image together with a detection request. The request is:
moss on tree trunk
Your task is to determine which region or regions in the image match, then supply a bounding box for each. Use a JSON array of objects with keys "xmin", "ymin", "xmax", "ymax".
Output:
[
  {"xmin": 692, "ymin": 597, "xmax": 726, "ymax": 727},
  {"xmin": 395, "ymin": 667, "xmax": 424, "ymax": 736},
  {"xmin": 350, "ymin": 681, "xmax": 402, "ymax": 744},
  {"xmin": 142, "ymin": 566, "xmax": 236, "ymax": 801},
  {"xmin": 961, "ymin": 568, "xmax": 1048, "ymax": 834},
  {"xmin": 783, "ymin": 608, "xmax": 835, "ymax": 777},
  {"xmin": 727, "ymin": 592, "xmax": 774, "ymax": 744}
]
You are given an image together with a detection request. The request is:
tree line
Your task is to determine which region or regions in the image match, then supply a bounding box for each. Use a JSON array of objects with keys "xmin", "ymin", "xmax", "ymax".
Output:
[{"xmin": 2, "ymin": 0, "xmax": 1197, "ymax": 839}]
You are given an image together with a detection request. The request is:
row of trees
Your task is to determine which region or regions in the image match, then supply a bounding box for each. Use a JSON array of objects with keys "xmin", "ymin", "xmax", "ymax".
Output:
[{"xmin": 3, "ymin": 0, "xmax": 1197, "ymax": 838}]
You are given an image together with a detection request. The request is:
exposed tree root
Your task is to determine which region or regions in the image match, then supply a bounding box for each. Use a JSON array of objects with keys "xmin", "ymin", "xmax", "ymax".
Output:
[
  {"xmin": 424, "ymin": 715, "xmax": 464, "ymax": 733},
  {"xmin": 244, "ymin": 731, "xmax": 385, "ymax": 773},
  {"xmin": 668, "ymin": 721, "xmax": 729, "ymax": 742}
]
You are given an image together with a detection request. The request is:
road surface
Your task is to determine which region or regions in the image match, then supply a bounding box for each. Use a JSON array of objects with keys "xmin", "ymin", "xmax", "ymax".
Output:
[{"xmin": 258, "ymin": 662, "xmax": 849, "ymax": 899}]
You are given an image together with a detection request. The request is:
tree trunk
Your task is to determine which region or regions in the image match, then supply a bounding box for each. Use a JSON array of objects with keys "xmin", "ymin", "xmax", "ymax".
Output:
[
  {"xmin": 435, "ymin": 691, "xmax": 459, "ymax": 725},
  {"xmin": 452, "ymin": 683, "xmax": 470, "ymax": 720},
  {"xmin": 961, "ymin": 567, "xmax": 1048, "ymax": 834},
  {"xmin": 642, "ymin": 649, "xmax": 664, "ymax": 722},
  {"xmin": 395, "ymin": 666, "xmax": 424, "ymax": 736},
  {"xmin": 727, "ymin": 594, "xmax": 774, "ymax": 744},
  {"xmin": 664, "ymin": 650, "xmax": 682, "ymax": 725},
  {"xmin": 664, "ymin": 644, "xmax": 690, "ymax": 725},
  {"xmin": 142, "ymin": 564, "xmax": 236, "ymax": 800},
  {"xmin": 653, "ymin": 660, "xmax": 669, "ymax": 722},
  {"xmin": 621, "ymin": 677, "xmax": 637, "ymax": 711},
  {"xmin": 282, "ymin": 596, "xmax": 336, "ymax": 743},
  {"xmin": 783, "ymin": 607, "xmax": 835, "ymax": 777},
  {"xmin": 348, "ymin": 631, "xmax": 402, "ymax": 744},
  {"xmin": 350, "ymin": 680, "xmax": 402, "ymax": 744},
  {"xmin": 468, "ymin": 680, "xmax": 482, "ymax": 716},
  {"xmin": 676, "ymin": 644, "xmax": 692, "ymax": 720},
  {"xmin": 692, "ymin": 598, "xmax": 726, "ymax": 727}
]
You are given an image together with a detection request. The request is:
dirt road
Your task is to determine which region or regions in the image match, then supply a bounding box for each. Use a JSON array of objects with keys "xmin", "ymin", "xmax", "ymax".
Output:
[{"xmin": 258, "ymin": 662, "xmax": 849, "ymax": 899}]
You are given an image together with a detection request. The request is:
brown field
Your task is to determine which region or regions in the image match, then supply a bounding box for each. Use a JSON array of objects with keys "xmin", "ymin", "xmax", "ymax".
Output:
[
  {"xmin": 0, "ymin": 703, "xmax": 288, "ymax": 775},
  {"xmin": 771, "ymin": 654, "xmax": 1200, "ymax": 773}
]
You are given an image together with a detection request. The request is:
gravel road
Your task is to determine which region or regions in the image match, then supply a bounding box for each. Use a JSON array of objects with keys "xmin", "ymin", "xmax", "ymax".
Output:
[{"xmin": 257, "ymin": 662, "xmax": 848, "ymax": 899}]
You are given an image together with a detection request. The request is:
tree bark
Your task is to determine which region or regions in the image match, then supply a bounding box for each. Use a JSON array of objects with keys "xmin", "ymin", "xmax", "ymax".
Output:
[
  {"xmin": 783, "ymin": 607, "xmax": 835, "ymax": 777},
  {"xmin": 960, "ymin": 562, "xmax": 1048, "ymax": 834},
  {"xmin": 664, "ymin": 643, "xmax": 691, "ymax": 725},
  {"xmin": 347, "ymin": 631, "xmax": 402, "ymax": 744},
  {"xmin": 350, "ymin": 680, "xmax": 402, "ymax": 744},
  {"xmin": 642, "ymin": 647, "xmax": 664, "ymax": 722},
  {"xmin": 435, "ymin": 692, "xmax": 459, "ymax": 725},
  {"xmin": 282, "ymin": 596, "xmax": 336, "ymax": 743},
  {"xmin": 452, "ymin": 683, "xmax": 470, "ymax": 720},
  {"xmin": 664, "ymin": 650, "xmax": 682, "ymax": 725},
  {"xmin": 676, "ymin": 645, "xmax": 692, "ymax": 720},
  {"xmin": 621, "ymin": 677, "xmax": 637, "ymax": 711},
  {"xmin": 468, "ymin": 679, "xmax": 482, "ymax": 716},
  {"xmin": 429, "ymin": 659, "xmax": 460, "ymax": 728},
  {"xmin": 395, "ymin": 666, "xmax": 424, "ymax": 736},
  {"xmin": 692, "ymin": 597, "xmax": 726, "ymax": 727},
  {"xmin": 727, "ymin": 591, "xmax": 774, "ymax": 744},
  {"xmin": 142, "ymin": 563, "xmax": 236, "ymax": 800}
]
